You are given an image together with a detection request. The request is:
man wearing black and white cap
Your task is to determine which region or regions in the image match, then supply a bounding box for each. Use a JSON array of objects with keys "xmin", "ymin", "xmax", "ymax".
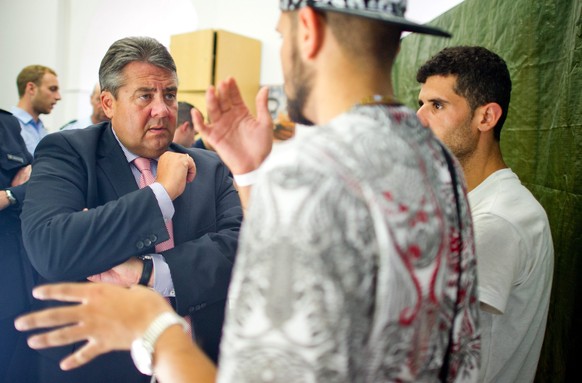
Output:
[{"xmin": 16, "ymin": 1, "xmax": 481, "ymax": 382}]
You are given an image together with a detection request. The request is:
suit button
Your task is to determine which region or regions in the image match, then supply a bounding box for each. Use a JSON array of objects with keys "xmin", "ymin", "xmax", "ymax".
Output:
[
  {"xmin": 136, "ymin": 241, "xmax": 144, "ymax": 249},
  {"xmin": 188, "ymin": 307, "xmax": 195, "ymax": 313},
  {"xmin": 150, "ymin": 234, "xmax": 158, "ymax": 242},
  {"xmin": 144, "ymin": 239, "xmax": 152, "ymax": 247}
]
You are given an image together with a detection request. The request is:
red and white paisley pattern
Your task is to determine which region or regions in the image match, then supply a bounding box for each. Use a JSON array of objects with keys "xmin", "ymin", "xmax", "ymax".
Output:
[{"xmin": 218, "ymin": 105, "xmax": 480, "ymax": 382}]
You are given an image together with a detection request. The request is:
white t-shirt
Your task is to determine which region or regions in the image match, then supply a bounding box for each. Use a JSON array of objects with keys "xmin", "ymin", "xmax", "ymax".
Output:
[
  {"xmin": 469, "ymin": 168, "xmax": 554, "ymax": 383},
  {"xmin": 218, "ymin": 105, "xmax": 480, "ymax": 382}
]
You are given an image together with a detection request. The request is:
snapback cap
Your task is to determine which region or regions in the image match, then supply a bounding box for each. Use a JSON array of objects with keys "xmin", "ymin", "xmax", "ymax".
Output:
[{"xmin": 280, "ymin": 0, "xmax": 452, "ymax": 38}]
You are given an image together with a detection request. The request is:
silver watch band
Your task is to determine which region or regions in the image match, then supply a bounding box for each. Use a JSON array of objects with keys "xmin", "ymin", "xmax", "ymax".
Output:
[
  {"xmin": 4, "ymin": 189, "xmax": 16, "ymax": 205},
  {"xmin": 131, "ymin": 311, "xmax": 190, "ymax": 376}
]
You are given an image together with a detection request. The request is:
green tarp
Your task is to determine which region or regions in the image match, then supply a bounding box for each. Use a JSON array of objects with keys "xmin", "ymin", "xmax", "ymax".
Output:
[{"xmin": 393, "ymin": 0, "xmax": 582, "ymax": 381}]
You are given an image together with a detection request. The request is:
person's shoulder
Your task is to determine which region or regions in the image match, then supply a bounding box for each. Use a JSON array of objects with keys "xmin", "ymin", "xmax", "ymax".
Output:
[
  {"xmin": 0, "ymin": 109, "xmax": 21, "ymax": 132},
  {"xmin": 42, "ymin": 121, "xmax": 109, "ymax": 149},
  {"xmin": 0, "ymin": 108, "xmax": 16, "ymax": 122}
]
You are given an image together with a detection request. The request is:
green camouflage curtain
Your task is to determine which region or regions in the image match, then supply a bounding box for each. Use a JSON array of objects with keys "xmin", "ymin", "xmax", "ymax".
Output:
[{"xmin": 393, "ymin": 0, "xmax": 582, "ymax": 381}]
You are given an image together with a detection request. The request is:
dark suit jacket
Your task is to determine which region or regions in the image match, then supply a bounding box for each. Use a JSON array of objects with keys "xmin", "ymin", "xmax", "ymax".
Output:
[
  {"xmin": 0, "ymin": 109, "xmax": 35, "ymax": 320},
  {"xmin": 21, "ymin": 122, "xmax": 242, "ymax": 382}
]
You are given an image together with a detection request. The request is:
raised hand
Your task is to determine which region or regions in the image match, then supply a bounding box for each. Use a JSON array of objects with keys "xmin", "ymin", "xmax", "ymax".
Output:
[
  {"xmin": 194, "ymin": 77, "xmax": 274, "ymax": 175},
  {"xmin": 156, "ymin": 152, "xmax": 196, "ymax": 200},
  {"xmin": 14, "ymin": 283, "xmax": 172, "ymax": 371}
]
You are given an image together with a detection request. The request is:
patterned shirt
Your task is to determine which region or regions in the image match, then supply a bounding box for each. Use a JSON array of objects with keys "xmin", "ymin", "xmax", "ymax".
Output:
[{"xmin": 218, "ymin": 105, "xmax": 480, "ymax": 382}]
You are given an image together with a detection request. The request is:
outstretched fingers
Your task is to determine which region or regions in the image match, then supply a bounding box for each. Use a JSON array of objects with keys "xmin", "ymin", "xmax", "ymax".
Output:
[
  {"xmin": 225, "ymin": 77, "xmax": 245, "ymax": 107},
  {"xmin": 15, "ymin": 305, "xmax": 82, "ymax": 333},
  {"xmin": 26, "ymin": 321, "xmax": 89, "ymax": 350},
  {"xmin": 255, "ymin": 86, "xmax": 273, "ymax": 129},
  {"xmin": 193, "ymin": 107, "xmax": 211, "ymax": 141},
  {"xmin": 59, "ymin": 341, "xmax": 106, "ymax": 370},
  {"xmin": 205, "ymin": 85, "xmax": 222, "ymax": 127},
  {"xmin": 31, "ymin": 282, "xmax": 95, "ymax": 303}
]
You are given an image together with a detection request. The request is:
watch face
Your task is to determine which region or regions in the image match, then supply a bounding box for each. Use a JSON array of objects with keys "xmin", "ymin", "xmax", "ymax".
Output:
[{"xmin": 131, "ymin": 338, "xmax": 153, "ymax": 375}]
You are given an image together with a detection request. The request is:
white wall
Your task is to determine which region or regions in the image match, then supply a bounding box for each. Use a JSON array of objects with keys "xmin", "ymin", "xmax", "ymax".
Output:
[
  {"xmin": 0, "ymin": 0, "xmax": 462, "ymax": 131},
  {"xmin": 0, "ymin": 0, "xmax": 62, "ymax": 129}
]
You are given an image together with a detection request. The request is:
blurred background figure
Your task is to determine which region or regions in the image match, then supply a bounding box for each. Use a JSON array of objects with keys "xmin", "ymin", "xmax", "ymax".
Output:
[
  {"xmin": 0, "ymin": 109, "xmax": 39, "ymax": 383},
  {"xmin": 172, "ymin": 101, "xmax": 197, "ymax": 148},
  {"xmin": 11, "ymin": 65, "xmax": 61, "ymax": 156},
  {"xmin": 174, "ymin": 101, "xmax": 214, "ymax": 150},
  {"xmin": 60, "ymin": 83, "xmax": 109, "ymax": 130}
]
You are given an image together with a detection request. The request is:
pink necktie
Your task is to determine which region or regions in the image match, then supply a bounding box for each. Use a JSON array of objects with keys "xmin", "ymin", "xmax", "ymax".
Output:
[
  {"xmin": 133, "ymin": 157, "xmax": 174, "ymax": 252},
  {"xmin": 133, "ymin": 157, "xmax": 192, "ymax": 335}
]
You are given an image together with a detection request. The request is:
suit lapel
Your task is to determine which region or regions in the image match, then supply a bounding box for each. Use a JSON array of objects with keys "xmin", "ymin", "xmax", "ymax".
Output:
[{"xmin": 96, "ymin": 124, "xmax": 137, "ymax": 199}]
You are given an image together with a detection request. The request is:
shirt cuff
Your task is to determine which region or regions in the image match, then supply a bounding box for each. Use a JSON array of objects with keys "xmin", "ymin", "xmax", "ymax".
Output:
[
  {"xmin": 149, "ymin": 182, "xmax": 175, "ymax": 221},
  {"xmin": 151, "ymin": 253, "xmax": 175, "ymax": 297},
  {"xmin": 233, "ymin": 168, "xmax": 260, "ymax": 187}
]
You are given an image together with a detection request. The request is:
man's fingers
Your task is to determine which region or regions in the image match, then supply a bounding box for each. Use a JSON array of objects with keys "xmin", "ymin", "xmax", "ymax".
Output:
[
  {"xmin": 256, "ymin": 86, "xmax": 273, "ymax": 128},
  {"xmin": 60, "ymin": 342, "xmax": 104, "ymax": 371},
  {"xmin": 27, "ymin": 323, "xmax": 89, "ymax": 349},
  {"xmin": 205, "ymin": 85, "xmax": 222, "ymax": 125},
  {"xmin": 15, "ymin": 305, "xmax": 82, "ymax": 332},
  {"xmin": 192, "ymin": 108, "xmax": 206, "ymax": 134},
  {"xmin": 186, "ymin": 155, "xmax": 196, "ymax": 183},
  {"xmin": 217, "ymin": 80, "xmax": 233, "ymax": 113},
  {"xmin": 31, "ymin": 283, "xmax": 95, "ymax": 303},
  {"xmin": 227, "ymin": 77, "xmax": 245, "ymax": 107}
]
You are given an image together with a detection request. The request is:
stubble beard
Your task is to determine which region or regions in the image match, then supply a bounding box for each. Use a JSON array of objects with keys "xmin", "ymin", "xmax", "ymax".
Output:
[{"xmin": 286, "ymin": 41, "xmax": 315, "ymax": 127}]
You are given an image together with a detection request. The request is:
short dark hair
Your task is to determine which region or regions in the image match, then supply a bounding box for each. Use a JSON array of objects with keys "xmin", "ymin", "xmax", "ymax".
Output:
[
  {"xmin": 99, "ymin": 36, "xmax": 177, "ymax": 98},
  {"xmin": 287, "ymin": 10, "xmax": 401, "ymax": 71},
  {"xmin": 178, "ymin": 101, "xmax": 194, "ymax": 126},
  {"xmin": 16, "ymin": 65, "xmax": 57, "ymax": 98},
  {"xmin": 416, "ymin": 46, "xmax": 512, "ymax": 141},
  {"xmin": 325, "ymin": 11, "xmax": 401, "ymax": 70}
]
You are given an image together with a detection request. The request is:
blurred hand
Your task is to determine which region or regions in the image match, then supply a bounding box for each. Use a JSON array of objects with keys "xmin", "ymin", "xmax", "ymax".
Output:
[
  {"xmin": 14, "ymin": 283, "xmax": 172, "ymax": 370},
  {"xmin": 156, "ymin": 152, "xmax": 196, "ymax": 200},
  {"xmin": 194, "ymin": 77, "xmax": 273, "ymax": 175},
  {"xmin": 87, "ymin": 257, "xmax": 146, "ymax": 287},
  {"xmin": 11, "ymin": 164, "xmax": 31, "ymax": 186}
]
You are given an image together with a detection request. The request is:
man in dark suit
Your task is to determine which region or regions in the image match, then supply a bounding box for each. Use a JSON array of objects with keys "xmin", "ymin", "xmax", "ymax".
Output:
[
  {"xmin": 20, "ymin": 37, "xmax": 242, "ymax": 383},
  {"xmin": 0, "ymin": 109, "xmax": 38, "ymax": 382}
]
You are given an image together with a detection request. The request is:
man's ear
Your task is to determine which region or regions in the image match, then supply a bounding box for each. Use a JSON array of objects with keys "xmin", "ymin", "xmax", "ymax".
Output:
[
  {"xmin": 477, "ymin": 102, "xmax": 503, "ymax": 133},
  {"xmin": 297, "ymin": 7, "xmax": 325, "ymax": 60},
  {"xmin": 25, "ymin": 82, "xmax": 36, "ymax": 95},
  {"xmin": 178, "ymin": 121, "xmax": 189, "ymax": 132},
  {"xmin": 101, "ymin": 91, "xmax": 115, "ymax": 119}
]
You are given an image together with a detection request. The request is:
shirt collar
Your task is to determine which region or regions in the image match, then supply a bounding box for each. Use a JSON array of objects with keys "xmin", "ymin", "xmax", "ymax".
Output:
[
  {"xmin": 11, "ymin": 106, "xmax": 36, "ymax": 125},
  {"xmin": 110, "ymin": 125, "xmax": 161, "ymax": 163}
]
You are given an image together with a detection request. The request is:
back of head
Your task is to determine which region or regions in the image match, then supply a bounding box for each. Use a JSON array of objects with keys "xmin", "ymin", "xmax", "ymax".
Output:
[
  {"xmin": 416, "ymin": 46, "xmax": 512, "ymax": 140},
  {"xmin": 99, "ymin": 36, "xmax": 176, "ymax": 98},
  {"xmin": 16, "ymin": 65, "xmax": 57, "ymax": 98},
  {"xmin": 281, "ymin": 0, "xmax": 450, "ymax": 70},
  {"xmin": 177, "ymin": 101, "xmax": 194, "ymax": 126},
  {"xmin": 325, "ymin": 12, "xmax": 402, "ymax": 72}
]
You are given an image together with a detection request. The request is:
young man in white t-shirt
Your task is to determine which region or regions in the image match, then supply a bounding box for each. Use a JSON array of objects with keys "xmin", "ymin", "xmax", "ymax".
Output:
[{"xmin": 416, "ymin": 46, "xmax": 554, "ymax": 383}]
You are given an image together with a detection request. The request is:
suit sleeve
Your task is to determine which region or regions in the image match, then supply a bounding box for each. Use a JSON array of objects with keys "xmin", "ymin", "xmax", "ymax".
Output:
[{"xmin": 21, "ymin": 133, "xmax": 170, "ymax": 281}]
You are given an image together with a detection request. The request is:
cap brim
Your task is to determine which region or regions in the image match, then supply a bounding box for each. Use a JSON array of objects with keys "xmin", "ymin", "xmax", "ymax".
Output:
[{"xmin": 309, "ymin": 4, "xmax": 452, "ymax": 38}]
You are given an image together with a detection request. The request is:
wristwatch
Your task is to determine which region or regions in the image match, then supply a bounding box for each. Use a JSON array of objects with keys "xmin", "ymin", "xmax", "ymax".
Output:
[
  {"xmin": 4, "ymin": 189, "xmax": 16, "ymax": 205},
  {"xmin": 138, "ymin": 255, "xmax": 153, "ymax": 286},
  {"xmin": 131, "ymin": 311, "xmax": 190, "ymax": 375}
]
